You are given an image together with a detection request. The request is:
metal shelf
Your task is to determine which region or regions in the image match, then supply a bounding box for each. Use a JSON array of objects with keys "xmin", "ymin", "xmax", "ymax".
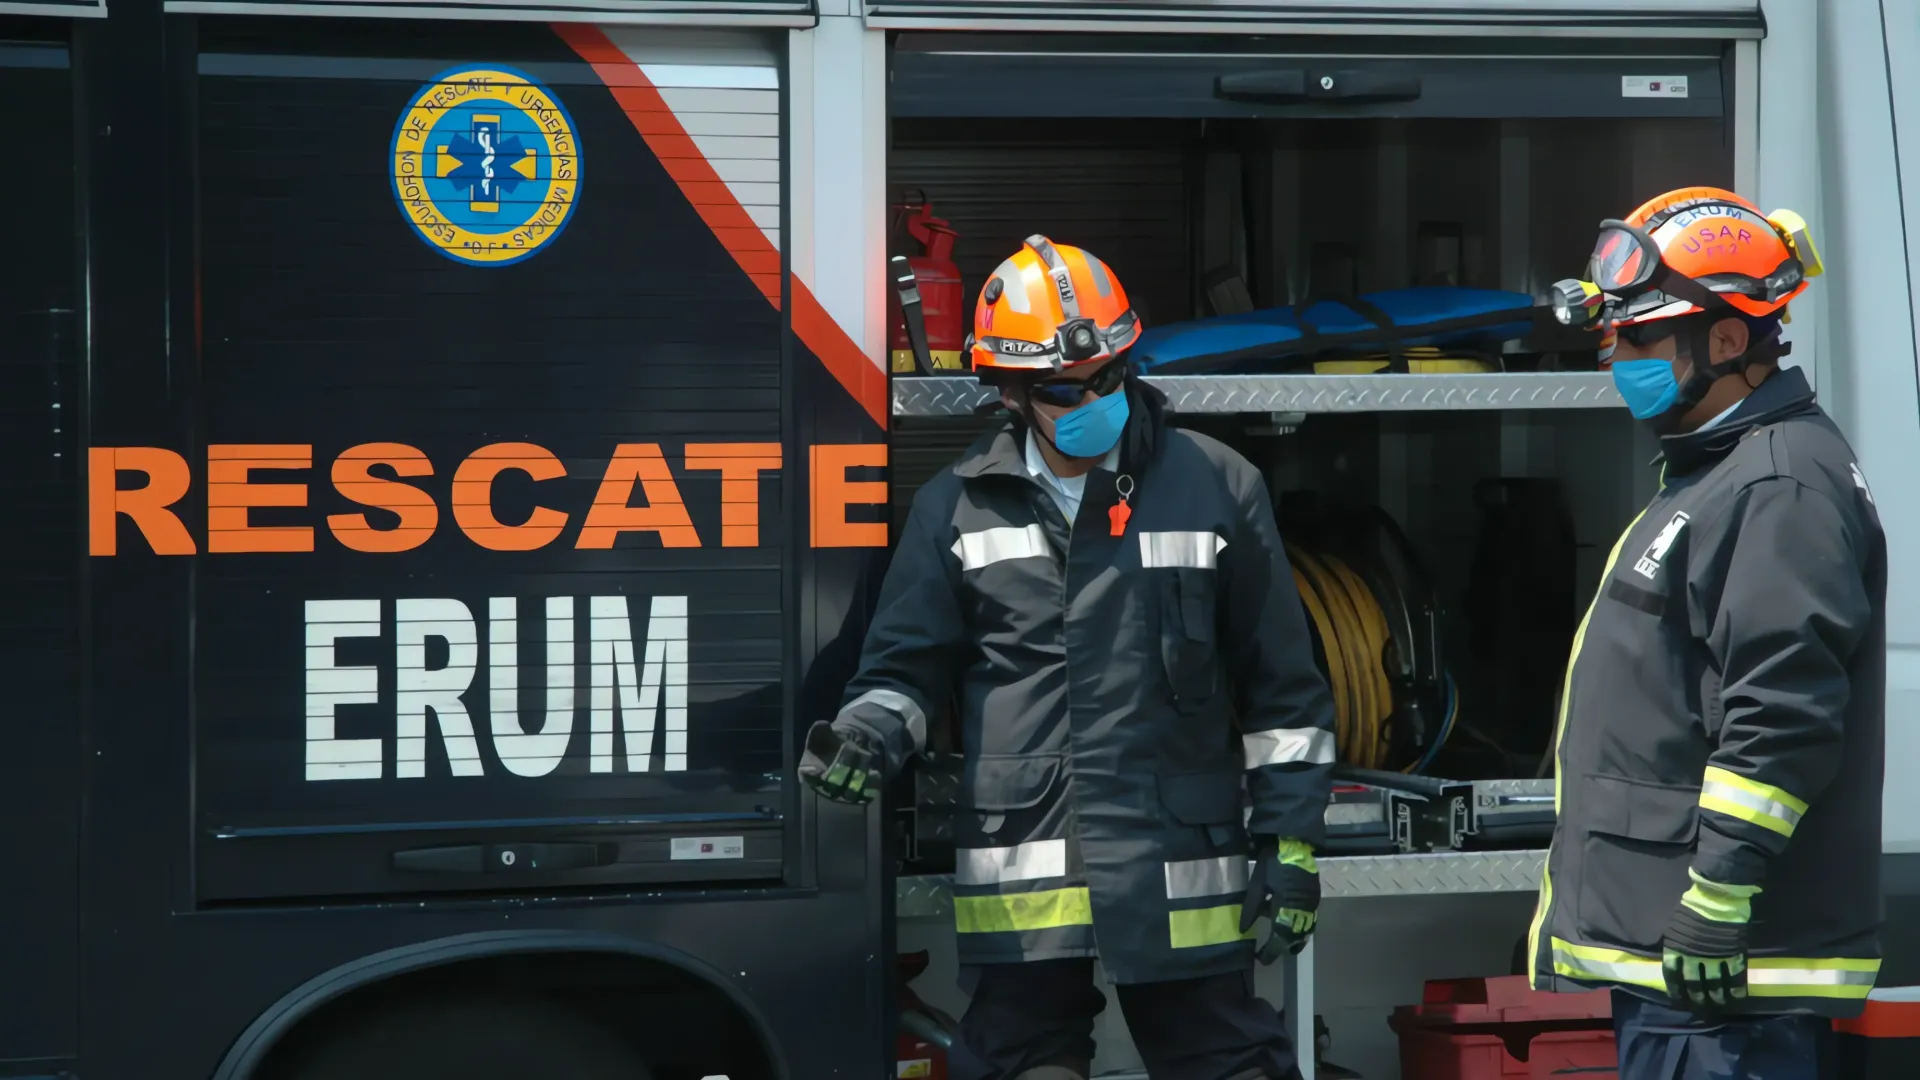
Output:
[
  {"xmin": 892, "ymin": 373, "xmax": 1620, "ymax": 417},
  {"xmin": 895, "ymin": 849, "xmax": 1546, "ymax": 918}
]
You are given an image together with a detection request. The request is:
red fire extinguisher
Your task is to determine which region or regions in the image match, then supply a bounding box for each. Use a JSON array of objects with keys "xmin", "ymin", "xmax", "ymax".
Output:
[
  {"xmin": 896, "ymin": 951, "xmax": 957, "ymax": 1079},
  {"xmin": 888, "ymin": 202, "xmax": 965, "ymax": 374}
]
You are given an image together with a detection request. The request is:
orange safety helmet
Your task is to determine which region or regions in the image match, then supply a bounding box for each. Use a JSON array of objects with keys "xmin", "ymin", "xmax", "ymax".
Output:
[
  {"xmin": 1585, "ymin": 186, "xmax": 1823, "ymax": 330},
  {"xmin": 969, "ymin": 235, "xmax": 1143, "ymax": 376}
]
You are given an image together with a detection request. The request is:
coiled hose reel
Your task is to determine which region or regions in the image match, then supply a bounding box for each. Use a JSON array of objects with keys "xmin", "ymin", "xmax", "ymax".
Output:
[{"xmin": 1286, "ymin": 508, "xmax": 1458, "ymax": 774}]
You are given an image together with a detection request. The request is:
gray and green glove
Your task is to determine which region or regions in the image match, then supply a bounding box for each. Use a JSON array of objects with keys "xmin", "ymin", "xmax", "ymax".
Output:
[
  {"xmin": 1239, "ymin": 838, "xmax": 1321, "ymax": 963},
  {"xmin": 1662, "ymin": 870, "xmax": 1759, "ymax": 1010},
  {"xmin": 797, "ymin": 720, "xmax": 884, "ymax": 805}
]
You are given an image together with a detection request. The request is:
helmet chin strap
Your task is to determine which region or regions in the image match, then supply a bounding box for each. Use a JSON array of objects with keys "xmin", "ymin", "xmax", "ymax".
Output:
[{"xmin": 1651, "ymin": 320, "xmax": 1785, "ymax": 435}]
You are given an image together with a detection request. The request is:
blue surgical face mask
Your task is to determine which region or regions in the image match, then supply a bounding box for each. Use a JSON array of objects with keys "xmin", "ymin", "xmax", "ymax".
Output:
[
  {"xmin": 1611, "ymin": 358, "xmax": 1681, "ymax": 420},
  {"xmin": 1049, "ymin": 389, "xmax": 1130, "ymax": 458}
]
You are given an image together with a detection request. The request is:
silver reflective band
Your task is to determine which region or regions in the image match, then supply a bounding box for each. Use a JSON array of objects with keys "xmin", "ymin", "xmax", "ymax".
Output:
[
  {"xmin": 1244, "ymin": 727, "xmax": 1336, "ymax": 768},
  {"xmin": 839, "ymin": 687, "xmax": 928, "ymax": 752},
  {"xmin": 1164, "ymin": 854, "xmax": 1250, "ymax": 900},
  {"xmin": 989, "ymin": 260, "xmax": 1030, "ymax": 313},
  {"xmin": 1701, "ymin": 775, "xmax": 1805, "ymax": 832},
  {"xmin": 956, "ymin": 837, "xmax": 1068, "ymax": 886},
  {"xmin": 1085, "ymin": 253, "xmax": 1115, "ymax": 298},
  {"xmin": 1747, "ymin": 967, "xmax": 1878, "ymax": 988},
  {"xmin": 1139, "ymin": 530, "xmax": 1228, "ymax": 570},
  {"xmin": 952, "ymin": 524, "xmax": 1052, "ymax": 571}
]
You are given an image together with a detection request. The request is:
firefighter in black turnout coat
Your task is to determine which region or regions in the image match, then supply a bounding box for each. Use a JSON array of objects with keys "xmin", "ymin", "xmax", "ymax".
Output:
[
  {"xmin": 1533, "ymin": 187, "xmax": 1887, "ymax": 1080},
  {"xmin": 800, "ymin": 237, "xmax": 1337, "ymax": 1080}
]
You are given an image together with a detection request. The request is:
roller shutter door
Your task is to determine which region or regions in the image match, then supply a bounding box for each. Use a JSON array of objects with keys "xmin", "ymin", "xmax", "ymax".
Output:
[
  {"xmin": 890, "ymin": 118, "xmax": 1196, "ymax": 343},
  {"xmin": 866, "ymin": 0, "xmax": 1762, "ymax": 38}
]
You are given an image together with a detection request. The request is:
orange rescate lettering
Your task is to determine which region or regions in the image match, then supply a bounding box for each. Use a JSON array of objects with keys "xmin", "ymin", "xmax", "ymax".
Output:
[
  {"xmin": 810, "ymin": 443, "xmax": 888, "ymax": 548},
  {"xmin": 328, "ymin": 443, "xmax": 438, "ymax": 553},
  {"xmin": 684, "ymin": 442, "xmax": 782, "ymax": 547},
  {"xmin": 452, "ymin": 443, "xmax": 569, "ymax": 551},
  {"xmin": 576, "ymin": 443, "xmax": 701, "ymax": 549},
  {"xmin": 207, "ymin": 444, "xmax": 314, "ymax": 554},
  {"xmin": 88, "ymin": 446, "xmax": 196, "ymax": 556}
]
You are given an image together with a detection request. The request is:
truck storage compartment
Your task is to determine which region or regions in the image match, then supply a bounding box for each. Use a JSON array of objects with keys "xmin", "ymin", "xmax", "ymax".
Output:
[{"xmin": 885, "ymin": 30, "xmax": 1725, "ymax": 792}]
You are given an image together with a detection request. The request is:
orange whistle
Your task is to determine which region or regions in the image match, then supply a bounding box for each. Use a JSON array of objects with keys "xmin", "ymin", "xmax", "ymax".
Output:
[{"xmin": 1109, "ymin": 499, "xmax": 1131, "ymax": 537}]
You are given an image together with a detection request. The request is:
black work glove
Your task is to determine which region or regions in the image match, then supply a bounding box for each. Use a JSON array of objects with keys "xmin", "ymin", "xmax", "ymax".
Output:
[
  {"xmin": 1239, "ymin": 837, "xmax": 1321, "ymax": 964},
  {"xmin": 1662, "ymin": 902, "xmax": 1749, "ymax": 1011},
  {"xmin": 797, "ymin": 720, "xmax": 883, "ymax": 805}
]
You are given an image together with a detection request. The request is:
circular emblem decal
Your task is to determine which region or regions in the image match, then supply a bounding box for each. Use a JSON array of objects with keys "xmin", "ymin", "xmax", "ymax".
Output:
[{"xmin": 390, "ymin": 65, "xmax": 582, "ymax": 267}]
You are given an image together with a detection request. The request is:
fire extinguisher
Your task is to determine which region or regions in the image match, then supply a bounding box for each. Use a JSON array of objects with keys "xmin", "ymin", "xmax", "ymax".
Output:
[
  {"xmin": 887, "ymin": 202, "xmax": 965, "ymax": 374},
  {"xmin": 896, "ymin": 951, "xmax": 957, "ymax": 1079}
]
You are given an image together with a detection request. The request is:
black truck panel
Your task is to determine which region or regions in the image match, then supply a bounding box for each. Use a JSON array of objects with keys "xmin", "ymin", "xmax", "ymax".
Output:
[{"xmin": 4, "ymin": 8, "xmax": 895, "ymax": 1077}]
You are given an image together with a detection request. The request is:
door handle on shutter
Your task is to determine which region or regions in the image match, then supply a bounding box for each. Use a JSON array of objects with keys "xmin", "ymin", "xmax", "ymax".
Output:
[
  {"xmin": 391, "ymin": 841, "xmax": 610, "ymax": 874},
  {"xmin": 1215, "ymin": 69, "xmax": 1422, "ymax": 105},
  {"xmin": 1214, "ymin": 70, "xmax": 1308, "ymax": 103}
]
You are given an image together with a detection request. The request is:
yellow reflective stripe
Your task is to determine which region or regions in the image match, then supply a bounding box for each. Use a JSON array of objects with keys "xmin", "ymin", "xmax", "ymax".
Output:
[
  {"xmin": 953, "ymin": 887, "xmax": 1093, "ymax": 934},
  {"xmin": 1168, "ymin": 904, "xmax": 1257, "ymax": 949},
  {"xmin": 1679, "ymin": 869, "xmax": 1760, "ymax": 924},
  {"xmin": 1527, "ymin": 504, "xmax": 1656, "ymax": 985},
  {"xmin": 1551, "ymin": 938, "xmax": 1665, "ymax": 990},
  {"xmin": 1274, "ymin": 838, "xmax": 1318, "ymax": 873},
  {"xmin": 1550, "ymin": 938, "xmax": 1880, "ymax": 999},
  {"xmin": 1700, "ymin": 766, "xmax": 1808, "ymax": 838}
]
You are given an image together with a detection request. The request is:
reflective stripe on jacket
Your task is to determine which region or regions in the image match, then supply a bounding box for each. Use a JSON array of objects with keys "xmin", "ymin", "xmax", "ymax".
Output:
[
  {"xmin": 839, "ymin": 380, "xmax": 1336, "ymax": 984},
  {"xmin": 1529, "ymin": 367, "xmax": 1887, "ymax": 1017}
]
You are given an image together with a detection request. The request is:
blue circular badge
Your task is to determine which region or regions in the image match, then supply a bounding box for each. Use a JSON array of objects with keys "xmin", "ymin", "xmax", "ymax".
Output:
[{"xmin": 390, "ymin": 64, "xmax": 582, "ymax": 267}]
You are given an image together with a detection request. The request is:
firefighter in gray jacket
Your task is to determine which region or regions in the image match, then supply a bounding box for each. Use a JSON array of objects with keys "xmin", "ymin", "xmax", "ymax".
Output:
[
  {"xmin": 1533, "ymin": 187, "xmax": 1886, "ymax": 1079},
  {"xmin": 799, "ymin": 236, "xmax": 1336, "ymax": 1080}
]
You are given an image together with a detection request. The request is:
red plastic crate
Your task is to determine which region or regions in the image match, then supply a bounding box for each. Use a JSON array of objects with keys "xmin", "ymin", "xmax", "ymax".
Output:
[
  {"xmin": 1397, "ymin": 1028, "xmax": 1616, "ymax": 1079},
  {"xmin": 1392, "ymin": 976, "xmax": 1617, "ymax": 1080}
]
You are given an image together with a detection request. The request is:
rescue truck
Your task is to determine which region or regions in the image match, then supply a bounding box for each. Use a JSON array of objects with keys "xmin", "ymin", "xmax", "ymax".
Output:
[{"xmin": 1, "ymin": 1, "xmax": 1915, "ymax": 1078}]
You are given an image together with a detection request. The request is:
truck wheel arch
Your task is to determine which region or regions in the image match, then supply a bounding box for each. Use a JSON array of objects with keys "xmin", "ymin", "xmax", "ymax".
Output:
[{"xmin": 211, "ymin": 928, "xmax": 790, "ymax": 1080}]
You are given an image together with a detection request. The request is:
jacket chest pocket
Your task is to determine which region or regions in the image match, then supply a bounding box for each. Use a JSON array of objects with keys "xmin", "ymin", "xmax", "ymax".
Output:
[{"xmin": 1157, "ymin": 568, "xmax": 1219, "ymax": 714}]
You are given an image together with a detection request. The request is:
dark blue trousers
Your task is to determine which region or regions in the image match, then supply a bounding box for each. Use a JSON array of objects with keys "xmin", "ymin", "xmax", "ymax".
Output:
[
  {"xmin": 1612, "ymin": 989, "xmax": 1830, "ymax": 1080},
  {"xmin": 948, "ymin": 958, "xmax": 1300, "ymax": 1080}
]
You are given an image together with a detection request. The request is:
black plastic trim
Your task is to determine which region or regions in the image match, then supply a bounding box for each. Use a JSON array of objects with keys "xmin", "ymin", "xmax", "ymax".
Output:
[{"xmin": 211, "ymin": 929, "xmax": 793, "ymax": 1080}]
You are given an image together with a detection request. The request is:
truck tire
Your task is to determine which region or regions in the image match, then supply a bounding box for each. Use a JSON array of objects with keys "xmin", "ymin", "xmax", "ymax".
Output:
[{"xmin": 273, "ymin": 995, "xmax": 652, "ymax": 1080}]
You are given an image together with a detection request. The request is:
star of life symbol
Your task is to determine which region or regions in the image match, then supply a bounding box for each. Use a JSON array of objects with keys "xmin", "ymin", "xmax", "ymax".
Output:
[
  {"xmin": 1634, "ymin": 511, "xmax": 1690, "ymax": 580},
  {"xmin": 437, "ymin": 113, "xmax": 536, "ymax": 213}
]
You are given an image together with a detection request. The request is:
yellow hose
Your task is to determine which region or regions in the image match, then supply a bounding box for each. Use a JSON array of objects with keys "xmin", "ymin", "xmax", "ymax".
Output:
[{"xmin": 1287, "ymin": 542, "xmax": 1396, "ymax": 770}]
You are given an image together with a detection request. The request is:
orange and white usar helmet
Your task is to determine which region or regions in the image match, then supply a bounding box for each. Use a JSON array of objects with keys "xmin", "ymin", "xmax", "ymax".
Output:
[
  {"xmin": 969, "ymin": 235, "xmax": 1143, "ymax": 383},
  {"xmin": 1549, "ymin": 185, "xmax": 1823, "ymax": 367}
]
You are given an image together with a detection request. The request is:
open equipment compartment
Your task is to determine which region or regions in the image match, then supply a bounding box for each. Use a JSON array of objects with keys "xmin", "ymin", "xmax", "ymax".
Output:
[
  {"xmin": 886, "ymin": 28, "xmax": 1731, "ymax": 787},
  {"xmin": 883, "ymin": 18, "xmax": 1750, "ymax": 1078}
]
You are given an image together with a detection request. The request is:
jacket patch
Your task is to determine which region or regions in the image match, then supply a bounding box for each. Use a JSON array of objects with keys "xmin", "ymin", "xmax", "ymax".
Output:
[
  {"xmin": 952, "ymin": 523, "xmax": 1052, "ymax": 571},
  {"xmin": 1139, "ymin": 530, "xmax": 1229, "ymax": 569},
  {"xmin": 1851, "ymin": 462, "xmax": 1875, "ymax": 505},
  {"xmin": 1605, "ymin": 577, "xmax": 1667, "ymax": 617},
  {"xmin": 1633, "ymin": 511, "xmax": 1690, "ymax": 579}
]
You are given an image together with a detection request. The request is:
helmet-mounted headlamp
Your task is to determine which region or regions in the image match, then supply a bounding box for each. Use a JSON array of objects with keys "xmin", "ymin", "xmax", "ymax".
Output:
[{"xmin": 1547, "ymin": 201, "xmax": 1818, "ymax": 334}]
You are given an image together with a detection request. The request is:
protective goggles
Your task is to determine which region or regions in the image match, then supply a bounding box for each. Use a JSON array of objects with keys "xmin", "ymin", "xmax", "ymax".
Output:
[
  {"xmin": 1028, "ymin": 357, "xmax": 1129, "ymax": 408},
  {"xmin": 1547, "ymin": 202, "xmax": 1810, "ymax": 332}
]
